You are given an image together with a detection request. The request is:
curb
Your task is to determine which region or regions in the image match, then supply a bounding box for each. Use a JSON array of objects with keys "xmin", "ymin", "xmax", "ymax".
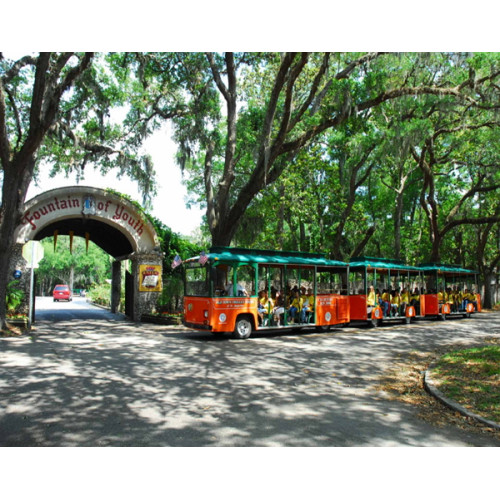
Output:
[{"xmin": 424, "ymin": 362, "xmax": 500, "ymax": 431}]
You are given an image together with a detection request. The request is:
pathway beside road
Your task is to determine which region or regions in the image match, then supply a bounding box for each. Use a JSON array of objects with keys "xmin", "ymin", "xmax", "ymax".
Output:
[{"xmin": 0, "ymin": 300, "xmax": 499, "ymax": 446}]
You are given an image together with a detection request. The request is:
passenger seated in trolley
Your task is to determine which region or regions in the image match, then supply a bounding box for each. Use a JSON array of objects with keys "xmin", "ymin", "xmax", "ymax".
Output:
[
  {"xmin": 226, "ymin": 281, "xmax": 249, "ymax": 297},
  {"xmin": 289, "ymin": 290, "xmax": 303, "ymax": 323},
  {"xmin": 272, "ymin": 291, "xmax": 285, "ymax": 326},
  {"xmin": 366, "ymin": 285, "xmax": 376, "ymax": 314},
  {"xmin": 258, "ymin": 290, "xmax": 274, "ymax": 326},
  {"xmin": 300, "ymin": 287, "xmax": 315, "ymax": 323},
  {"xmin": 461, "ymin": 289, "xmax": 477, "ymax": 311},
  {"xmin": 446, "ymin": 287, "xmax": 455, "ymax": 312},
  {"xmin": 410, "ymin": 288, "xmax": 420, "ymax": 314},
  {"xmin": 381, "ymin": 289, "xmax": 391, "ymax": 316},
  {"xmin": 400, "ymin": 288, "xmax": 410, "ymax": 315},
  {"xmin": 453, "ymin": 287, "xmax": 462, "ymax": 312},
  {"xmin": 390, "ymin": 289, "xmax": 400, "ymax": 316},
  {"xmin": 257, "ymin": 290, "xmax": 266, "ymax": 324}
]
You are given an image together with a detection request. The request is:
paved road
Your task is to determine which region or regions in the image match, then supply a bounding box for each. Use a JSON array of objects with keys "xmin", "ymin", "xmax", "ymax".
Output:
[
  {"xmin": 34, "ymin": 295, "xmax": 121, "ymax": 322},
  {"xmin": 0, "ymin": 303, "xmax": 499, "ymax": 446}
]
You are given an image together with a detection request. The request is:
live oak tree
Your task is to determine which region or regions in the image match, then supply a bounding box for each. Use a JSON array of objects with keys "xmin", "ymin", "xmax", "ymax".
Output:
[
  {"xmin": 128, "ymin": 52, "xmax": 500, "ymax": 294},
  {"xmin": 475, "ymin": 213, "xmax": 500, "ymax": 308},
  {"xmin": 163, "ymin": 53, "xmax": 499, "ymax": 248},
  {"xmin": 0, "ymin": 52, "xmax": 155, "ymax": 331},
  {"xmin": 410, "ymin": 117, "xmax": 500, "ymax": 263},
  {"xmin": 377, "ymin": 53, "xmax": 500, "ymax": 267},
  {"xmin": 267, "ymin": 57, "xmax": 499, "ymax": 264}
]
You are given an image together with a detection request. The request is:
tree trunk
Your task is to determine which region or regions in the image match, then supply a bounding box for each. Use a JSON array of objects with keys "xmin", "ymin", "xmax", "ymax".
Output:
[
  {"xmin": 394, "ymin": 191, "xmax": 403, "ymax": 260},
  {"xmin": 277, "ymin": 183, "xmax": 285, "ymax": 249},
  {"xmin": 429, "ymin": 233, "xmax": 442, "ymax": 263},
  {"xmin": 69, "ymin": 265, "xmax": 75, "ymax": 292},
  {"xmin": 0, "ymin": 157, "xmax": 36, "ymax": 330},
  {"xmin": 482, "ymin": 271, "xmax": 494, "ymax": 309},
  {"xmin": 351, "ymin": 226, "xmax": 376, "ymax": 258},
  {"xmin": 211, "ymin": 221, "xmax": 236, "ymax": 247},
  {"xmin": 299, "ymin": 221, "xmax": 306, "ymax": 251}
]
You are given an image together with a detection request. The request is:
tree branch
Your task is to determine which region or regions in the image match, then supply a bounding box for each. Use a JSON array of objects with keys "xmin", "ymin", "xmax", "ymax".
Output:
[
  {"xmin": 350, "ymin": 225, "xmax": 376, "ymax": 258},
  {"xmin": 206, "ymin": 52, "xmax": 230, "ymax": 102},
  {"xmin": 273, "ymin": 53, "xmax": 309, "ymax": 151},
  {"xmin": 0, "ymin": 54, "xmax": 37, "ymax": 84},
  {"xmin": 214, "ymin": 53, "xmax": 238, "ymax": 220},
  {"xmin": 257, "ymin": 53, "xmax": 296, "ymax": 173},
  {"xmin": 442, "ymin": 215, "xmax": 500, "ymax": 237}
]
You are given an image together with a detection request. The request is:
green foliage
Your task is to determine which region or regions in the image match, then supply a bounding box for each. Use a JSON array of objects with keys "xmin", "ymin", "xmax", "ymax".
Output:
[
  {"xmin": 212, "ymin": 52, "xmax": 500, "ymax": 272},
  {"xmin": 2, "ymin": 52, "xmax": 499, "ymax": 314},
  {"xmin": 147, "ymin": 214, "xmax": 203, "ymax": 275},
  {"xmin": 156, "ymin": 275, "xmax": 184, "ymax": 313},
  {"xmin": 6, "ymin": 280, "xmax": 25, "ymax": 312},
  {"xmin": 87, "ymin": 282, "xmax": 112, "ymax": 307},
  {"xmin": 0, "ymin": 53, "xmax": 161, "ymax": 208},
  {"xmin": 36, "ymin": 236, "xmax": 111, "ymax": 295}
]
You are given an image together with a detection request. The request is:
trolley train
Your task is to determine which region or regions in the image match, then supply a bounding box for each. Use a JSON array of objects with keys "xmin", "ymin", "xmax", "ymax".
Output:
[{"xmin": 182, "ymin": 247, "xmax": 481, "ymax": 339}]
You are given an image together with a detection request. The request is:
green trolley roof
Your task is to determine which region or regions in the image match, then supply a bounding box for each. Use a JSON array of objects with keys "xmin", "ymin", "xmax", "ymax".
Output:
[
  {"xmin": 200, "ymin": 246, "xmax": 348, "ymax": 267},
  {"xmin": 349, "ymin": 256, "xmax": 416, "ymax": 271},
  {"xmin": 348, "ymin": 257, "xmax": 477, "ymax": 275},
  {"xmin": 417, "ymin": 263, "xmax": 478, "ymax": 275}
]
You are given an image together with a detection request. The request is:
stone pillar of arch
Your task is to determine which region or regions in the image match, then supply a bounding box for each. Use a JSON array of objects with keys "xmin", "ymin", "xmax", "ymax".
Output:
[
  {"xmin": 12, "ymin": 186, "xmax": 164, "ymax": 323},
  {"xmin": 111, "ymin": 260, "xmax": 122, "ymax": 314}
]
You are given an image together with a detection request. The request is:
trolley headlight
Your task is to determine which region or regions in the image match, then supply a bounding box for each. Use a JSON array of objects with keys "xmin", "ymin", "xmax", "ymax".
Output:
[{"xmin": 204, "ymin": 310, "xmax": 209, "ymax": 318}]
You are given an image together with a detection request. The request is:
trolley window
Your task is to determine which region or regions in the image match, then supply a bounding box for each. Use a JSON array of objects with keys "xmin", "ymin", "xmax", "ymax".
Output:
[{"xmin": 185, "ymin": 262, "xmax": 210, "ymax": 297}]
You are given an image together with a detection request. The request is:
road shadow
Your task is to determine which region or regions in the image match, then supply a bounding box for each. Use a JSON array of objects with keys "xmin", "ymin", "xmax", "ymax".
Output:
[{"xmin": 1, "ymin": 312, "xmax": 499, "ymax": 446}]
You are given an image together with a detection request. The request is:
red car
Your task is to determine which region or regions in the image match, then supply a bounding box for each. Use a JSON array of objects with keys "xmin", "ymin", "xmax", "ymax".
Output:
[{"xmin": 53, "ymin": 284, "xmax": 72, "ymax": 302}]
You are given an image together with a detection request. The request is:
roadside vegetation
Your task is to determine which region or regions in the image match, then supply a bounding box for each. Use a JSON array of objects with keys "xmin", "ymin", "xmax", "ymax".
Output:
[
  {"xmin": 376, "ymin": 337, "xmax": 500, "ymax": 440},
  {"xmin": 431, "ymin": 344, "xmax": 500, "ymax": 423}
]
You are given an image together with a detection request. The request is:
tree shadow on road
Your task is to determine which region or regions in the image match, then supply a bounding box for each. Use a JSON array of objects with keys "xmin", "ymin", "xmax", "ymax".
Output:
[{"xmin": 1, "ymin": 314, "xmax": 499, "ymax": 446}]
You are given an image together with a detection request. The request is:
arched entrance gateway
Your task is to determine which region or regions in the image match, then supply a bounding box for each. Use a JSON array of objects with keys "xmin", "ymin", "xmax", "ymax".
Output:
[{"xmin": 10, "ymin": 186, "xmax": 163, "ymax": 323}]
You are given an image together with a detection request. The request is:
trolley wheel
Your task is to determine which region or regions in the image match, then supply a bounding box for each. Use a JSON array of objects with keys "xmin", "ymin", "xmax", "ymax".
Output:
[
  {"xmin": 370, "ymin": 318, "xmax": 380, "ymax": 328},
  {"xmin": 233, "ymin": 316, "xmax": 253, "ymax": 339},
  {"xmin": 316, "ymin": 325, "xmax": 331, "ymax": 333}
]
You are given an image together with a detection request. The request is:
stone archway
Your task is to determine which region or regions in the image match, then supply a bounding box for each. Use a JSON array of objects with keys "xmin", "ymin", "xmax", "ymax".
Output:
[{"xmin": 10, "ymin": 186, "xmax": 163, "ymax": 322}]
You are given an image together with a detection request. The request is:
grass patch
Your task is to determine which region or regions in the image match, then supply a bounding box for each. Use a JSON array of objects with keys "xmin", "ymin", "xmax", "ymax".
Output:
[
  {"xmin": 375, "ymin": 339, "xmax": 500, "ymax": 440},
  {"xmin": 432, "ymin": 345, "xmax": 500, "ymax": 423}
]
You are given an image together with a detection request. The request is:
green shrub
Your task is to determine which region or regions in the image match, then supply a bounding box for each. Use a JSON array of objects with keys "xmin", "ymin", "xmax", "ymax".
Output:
[
  {"xmin": 88, "ymin": 282, "xmax": 111, "ymax": 307},
  {"xmin": 6, "ymin": 280, "xmax": 25, "ymax": 312}
]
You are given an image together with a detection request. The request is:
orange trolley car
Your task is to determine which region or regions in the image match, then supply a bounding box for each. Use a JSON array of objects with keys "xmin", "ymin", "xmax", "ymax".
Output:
[
  {"xmin": 183, "ymin": 247, "xmax": 350, "ymax": 339},
  {"xmin": 347, "ymin": 257, "xmax": 481, "ymax": 326},
  {"xmin": 348, "ymin": 257, "xmax": 418, "ymax": 326},
  {"xmin": 416, "ymin": 263, "xmax": 481, "ymax": 320}
]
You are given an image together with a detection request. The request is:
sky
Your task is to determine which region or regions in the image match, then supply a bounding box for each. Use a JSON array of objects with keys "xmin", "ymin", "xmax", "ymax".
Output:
[{"xmin": 26, "ymin": 123, "xmax": 205, "ymax": 237}]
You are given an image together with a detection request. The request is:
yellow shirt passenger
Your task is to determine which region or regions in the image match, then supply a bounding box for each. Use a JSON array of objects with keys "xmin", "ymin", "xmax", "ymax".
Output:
[
  {"xmin": 367, "ymin": 287, "xmax": 376, "ymax": 306},
  {"xmin": 290, "ymin": 296, "xmax": 303, "ymax": 311},
  {"xmin": 391, "ymin": 294, "xmax": 400, "ymax": 306}
]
